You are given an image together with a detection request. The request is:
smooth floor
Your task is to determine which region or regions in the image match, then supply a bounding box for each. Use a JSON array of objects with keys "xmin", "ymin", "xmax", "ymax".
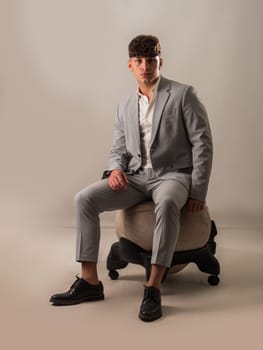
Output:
[{"xmin": 1, "ymin": 210, "xmax": 263, "ymax": 350}]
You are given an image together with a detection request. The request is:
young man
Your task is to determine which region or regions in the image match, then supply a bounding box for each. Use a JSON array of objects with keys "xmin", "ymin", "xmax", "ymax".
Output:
[{"xmin": 50, "ymin": 35, "xmax": 213, "ymax": 322}]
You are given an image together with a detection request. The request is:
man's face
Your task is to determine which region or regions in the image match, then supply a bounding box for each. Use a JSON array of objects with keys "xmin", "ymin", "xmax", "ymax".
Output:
[{"xmin": 128, "ymin": 56, "xmax": 162, "ymax": 86}]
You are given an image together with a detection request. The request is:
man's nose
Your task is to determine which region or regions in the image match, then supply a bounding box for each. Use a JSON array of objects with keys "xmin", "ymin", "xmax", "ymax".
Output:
[{"xmin": 140, "ymin": 59, "xmax": 150, "ymax": 71}]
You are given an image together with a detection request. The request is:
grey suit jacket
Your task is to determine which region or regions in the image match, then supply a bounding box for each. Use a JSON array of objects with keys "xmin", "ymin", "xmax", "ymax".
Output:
[{"xmin": 103, "ymin": 76, "xmax": 213, "ymax": 201}]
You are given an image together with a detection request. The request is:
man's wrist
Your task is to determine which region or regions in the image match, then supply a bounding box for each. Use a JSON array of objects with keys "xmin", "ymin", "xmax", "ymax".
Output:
[{"xmin": 102, "ymin": 168, "xmax": 124, "ymax": 179}]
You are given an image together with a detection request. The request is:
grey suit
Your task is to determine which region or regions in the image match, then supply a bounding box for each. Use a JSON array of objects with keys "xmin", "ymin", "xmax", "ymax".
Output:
[
  {"xmin": 106, "ymin": 77, "xmax": 213, "ymax": 201},
  {"xmin": 75, "ymin": 76, "xmax": 213, "ymax": 267}
]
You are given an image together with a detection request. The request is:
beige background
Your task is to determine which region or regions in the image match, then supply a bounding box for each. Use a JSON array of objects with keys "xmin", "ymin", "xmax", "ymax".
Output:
[
  {"xmin": 1, "ymin": 0, "xmax": 263, "ymax": 228},
  {"xmin": 0, "ymin": 1, "xmax": 263, "ymax": 349}
]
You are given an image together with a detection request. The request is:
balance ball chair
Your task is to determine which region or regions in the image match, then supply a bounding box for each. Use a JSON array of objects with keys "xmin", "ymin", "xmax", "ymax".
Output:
[{"xmin": 107, "ymin": 201, "xmax": 220, "ymax": 286}]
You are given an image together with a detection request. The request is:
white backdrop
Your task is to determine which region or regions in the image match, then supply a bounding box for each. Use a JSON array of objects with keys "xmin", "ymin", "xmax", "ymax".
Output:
[{"xmin": 1, "ymin": 0, "xmax": 263, "ymax": 228}]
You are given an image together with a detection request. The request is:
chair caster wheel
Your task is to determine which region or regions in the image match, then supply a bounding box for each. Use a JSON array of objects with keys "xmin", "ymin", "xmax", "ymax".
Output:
[
  {"xmin": 208, "ymin": 275, "xmax": 220, "ymax": 286},
  {"xmin": 109, "ymin": 270, "xmax": 119, "ymax": 280}
]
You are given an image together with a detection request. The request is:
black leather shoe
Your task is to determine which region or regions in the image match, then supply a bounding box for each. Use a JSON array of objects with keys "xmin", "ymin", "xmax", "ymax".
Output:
[
  {"xmin": 139, "ymin": 286, "xmax": 162, "ymax": 322},
  {"xmin": 49, "ymin": 276, "xmax": 104, "ymax": 306}
]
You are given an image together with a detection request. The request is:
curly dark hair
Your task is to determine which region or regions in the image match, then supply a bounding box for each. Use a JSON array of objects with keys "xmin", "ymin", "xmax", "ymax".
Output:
[{"xmin": 128, "ymin": 35, "xmax": 161, "ymax": 58}]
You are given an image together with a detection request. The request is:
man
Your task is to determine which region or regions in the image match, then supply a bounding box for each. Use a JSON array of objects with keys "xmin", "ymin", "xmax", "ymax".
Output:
[{"xmin": 50, "ymin": 35, "xmax": 213, "ymax": 322}]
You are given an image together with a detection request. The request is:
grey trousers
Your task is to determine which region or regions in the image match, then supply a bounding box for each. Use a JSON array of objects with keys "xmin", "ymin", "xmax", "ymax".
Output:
[{"xmin": 74, "ymin": 169, "xmax": 190, "ymax": 267}]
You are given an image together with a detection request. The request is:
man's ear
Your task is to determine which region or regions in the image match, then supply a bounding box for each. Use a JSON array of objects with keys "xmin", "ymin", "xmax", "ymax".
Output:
[
  {"xmin": 159, "ymin": 58, "xmax": 163, "ymax": 69},
  {"xmin": 128, "ymin": 59, "xmax": 133, "ymax": 71}
]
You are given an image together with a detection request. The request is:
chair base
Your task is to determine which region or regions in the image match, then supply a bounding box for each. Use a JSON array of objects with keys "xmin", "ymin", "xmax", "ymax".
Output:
[{"xmin": 107, "ymin": 220, "xmax": 220, "ymax": 286}]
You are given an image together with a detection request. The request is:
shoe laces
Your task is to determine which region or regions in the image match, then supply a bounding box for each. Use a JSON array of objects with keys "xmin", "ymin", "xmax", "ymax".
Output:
[
  {"xmin": 143, "ymin": 286, "xmax": 160, "ymax": 303},
  {"xmin": 69, "ymin": 274, "xmax": 82, "ymax": 290}
]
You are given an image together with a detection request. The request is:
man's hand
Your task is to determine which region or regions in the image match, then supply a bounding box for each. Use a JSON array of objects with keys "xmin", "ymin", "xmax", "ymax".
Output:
[
  {"xmin": 186, "ymin": 198, "xmax": 205, "ymax": 213},
  {"xmin": 108, "ymin": 170, "xmax": 129, "ymax": 191}
]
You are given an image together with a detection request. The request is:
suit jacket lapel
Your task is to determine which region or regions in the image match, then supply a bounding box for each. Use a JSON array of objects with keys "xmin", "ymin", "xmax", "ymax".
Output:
[
  {"xmin": 129, "ymin": 94, "xmax": 141, "ymax": 153},
  {"xmin": 150, "ymin": 77, "xmax": 171, "ymax": 146}
]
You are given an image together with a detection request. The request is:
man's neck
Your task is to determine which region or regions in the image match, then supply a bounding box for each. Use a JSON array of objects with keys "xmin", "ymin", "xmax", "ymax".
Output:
[{"xmin": 138, "ymin": 77, "xmax": 160, "ymax": 102}]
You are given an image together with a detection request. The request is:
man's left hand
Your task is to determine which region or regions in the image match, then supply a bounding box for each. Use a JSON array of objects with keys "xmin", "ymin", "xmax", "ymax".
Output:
[{"xmin": 186, "ymin": 198, "xmax": 205, "ymax": 213}]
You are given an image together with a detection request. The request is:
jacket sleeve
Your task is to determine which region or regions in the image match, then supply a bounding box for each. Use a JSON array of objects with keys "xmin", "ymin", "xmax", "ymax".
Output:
[
  {"xmin": 182, "ymin": 86, "xmax": 213, "ymax": 201},
  {"xmin": 102, "ymin": 105, "xmax": 129, "ymax": 179}
]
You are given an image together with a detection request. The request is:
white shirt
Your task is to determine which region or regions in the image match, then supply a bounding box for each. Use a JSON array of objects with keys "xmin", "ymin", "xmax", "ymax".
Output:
[{"xmin": 137, "ymin": 77, "xmax": 161, "ymax": 168}]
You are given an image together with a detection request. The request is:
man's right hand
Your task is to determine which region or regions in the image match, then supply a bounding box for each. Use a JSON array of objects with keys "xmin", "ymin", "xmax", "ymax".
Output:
[{"xmin": 108, "ymin": 170, "xmax": 129, "ymax": 191}]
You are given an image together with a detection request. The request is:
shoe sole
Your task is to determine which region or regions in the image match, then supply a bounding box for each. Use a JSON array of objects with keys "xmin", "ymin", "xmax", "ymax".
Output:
[
  {"xmin": 139, "ymin": 311, "xmax": 162, "ymax": 322},
  {"xmin": 50, "ymin": 294, "xmax": 104, "ymax": 306}
]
